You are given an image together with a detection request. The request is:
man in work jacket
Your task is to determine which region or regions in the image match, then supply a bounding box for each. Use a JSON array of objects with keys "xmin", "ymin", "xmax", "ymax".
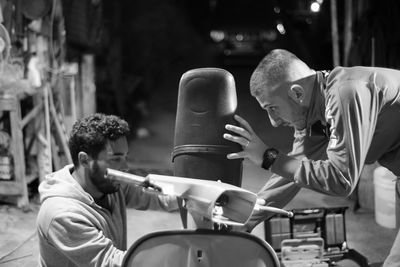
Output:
[{"xmin": 223, "ymin": 49, "xmax": 400, "ymax": 266}]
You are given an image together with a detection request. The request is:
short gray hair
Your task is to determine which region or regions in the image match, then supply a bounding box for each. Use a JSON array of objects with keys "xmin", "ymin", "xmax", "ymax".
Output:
[{"xmin": 250, "ymin": 49, "xmax": 302, "ymax": 97}]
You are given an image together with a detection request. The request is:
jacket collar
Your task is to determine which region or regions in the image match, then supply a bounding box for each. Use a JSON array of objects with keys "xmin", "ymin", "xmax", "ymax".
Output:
[{"xmin": 305, "ymin": 71, "xmax": 329, "ymax": 129}]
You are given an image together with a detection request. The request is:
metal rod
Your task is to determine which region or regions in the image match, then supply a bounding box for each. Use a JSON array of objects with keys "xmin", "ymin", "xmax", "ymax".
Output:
[
  {"xmin": 105, "ymin": 169, "xmax": 163, "ymax": 192},
  {"xmin": 255, "ymin": 204, "xmax": 294, "ymax": 218},
  {"xmin": 105, "ymin": 168, "xmax": 146, "ymax": 185}
]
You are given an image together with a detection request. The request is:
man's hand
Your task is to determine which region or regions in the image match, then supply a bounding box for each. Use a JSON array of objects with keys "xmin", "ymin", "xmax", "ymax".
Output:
[{"xmin": 223, "ymin": 114, "xmax": 268, "ymax": 166}]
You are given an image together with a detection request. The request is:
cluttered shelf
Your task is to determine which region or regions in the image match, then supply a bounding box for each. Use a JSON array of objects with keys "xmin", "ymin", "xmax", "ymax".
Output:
[
  {"xmin": 0, "ymin": 83, "xmax": 51, "ymax": 208},
  {"xmin": 0, "ymin": 1, "xmax": 95, "ymax": 209}
]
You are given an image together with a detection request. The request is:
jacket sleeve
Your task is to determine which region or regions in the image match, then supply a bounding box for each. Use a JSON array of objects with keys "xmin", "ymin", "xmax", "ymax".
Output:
[
  {"xmin": 292, "ymin": 80, "xmax": 379, "ymax": 196},
  {"xmin": 45, "ymin": 212, "xmax": 125, "ymax": 267},
  {"xmin": 245, "ymin": 129, "xmax": 329, "ymax": 231},
  {"xmin": 123, "ymin": 184, "xmax": 179, "ymax": 211}
]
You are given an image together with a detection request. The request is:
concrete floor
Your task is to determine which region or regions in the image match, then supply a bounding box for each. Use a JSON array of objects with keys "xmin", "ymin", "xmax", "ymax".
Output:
[{"xmin": 0, "ymin": 66, "xmax": 398, "ymax": 266}]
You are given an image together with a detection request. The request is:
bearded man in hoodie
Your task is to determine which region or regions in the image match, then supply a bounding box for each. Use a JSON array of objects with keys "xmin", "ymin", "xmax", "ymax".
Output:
[{"xmin": 36, "ymin": 113, "xmax": 178, "ymax": 267}]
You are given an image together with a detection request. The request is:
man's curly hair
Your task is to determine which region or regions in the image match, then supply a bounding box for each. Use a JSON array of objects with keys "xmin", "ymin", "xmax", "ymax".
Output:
[{"xmin": 68, "ymin": 113, "xmax": 130, "ymax": 166}]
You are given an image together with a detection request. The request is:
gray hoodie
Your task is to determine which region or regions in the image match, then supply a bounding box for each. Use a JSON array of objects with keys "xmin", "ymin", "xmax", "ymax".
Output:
[{"xmin": 36, "ymin": 165, "xmax": 178, "ymax": 267}]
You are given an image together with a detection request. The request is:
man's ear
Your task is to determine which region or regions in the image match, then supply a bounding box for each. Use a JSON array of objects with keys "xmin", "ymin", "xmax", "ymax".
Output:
[
  {"xmin": 288, "ymin": 84, "xmax": 305, "ymax": 104},
  {"xmin": 78, "ymin": 152, "xmax": 90, "ymax": 168}
]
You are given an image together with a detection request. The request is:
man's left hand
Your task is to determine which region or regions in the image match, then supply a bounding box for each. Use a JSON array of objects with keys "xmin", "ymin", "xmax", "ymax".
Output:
[{"xmin": 223, "ymin": 114, "xmax": 268, "ymax": 166}]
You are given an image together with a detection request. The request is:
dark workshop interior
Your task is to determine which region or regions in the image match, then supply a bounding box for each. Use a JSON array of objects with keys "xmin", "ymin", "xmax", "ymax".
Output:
[{"xmin": 1, "ymin": 0, "xmax": 400, "ymax": 266}]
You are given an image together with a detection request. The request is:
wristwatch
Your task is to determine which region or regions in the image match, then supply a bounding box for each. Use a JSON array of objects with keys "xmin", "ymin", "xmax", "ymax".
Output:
[{"xmin": 261, "ymin": 148, "xmax": 279, "ymax": 170}]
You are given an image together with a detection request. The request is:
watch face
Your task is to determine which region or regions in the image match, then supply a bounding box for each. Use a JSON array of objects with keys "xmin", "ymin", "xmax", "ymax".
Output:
[
  {"xmin": 262, "ymin": 148, "xmax": 278, "ymax": 170},
  {"xmin": 268, "ymin": 149, "xmax": 278, "ymax": 158}
]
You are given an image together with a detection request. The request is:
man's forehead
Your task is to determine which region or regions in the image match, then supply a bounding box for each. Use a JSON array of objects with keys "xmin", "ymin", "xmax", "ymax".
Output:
[
  {"xmin": 257, "ymin": 82, "xmax": 289, "ymax": 105},
  {"xmin": 105, "ymin": 137, "xmax": 128, "ymax": 155},
  {"xmin": 258, "ymin": 82, "xmax": 280, "ymax": 98}
]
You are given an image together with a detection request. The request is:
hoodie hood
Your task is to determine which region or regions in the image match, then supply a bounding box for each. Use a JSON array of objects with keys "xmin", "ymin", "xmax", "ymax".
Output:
[{"xmin": 39, "ymin": 165, "xmax": 95, "ymax": 205}]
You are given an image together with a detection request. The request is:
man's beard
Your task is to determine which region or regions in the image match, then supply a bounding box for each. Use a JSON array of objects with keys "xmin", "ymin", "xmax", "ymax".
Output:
[{"xmin": 90, "ymin": 162, "xmax": 120, "ymax": 195}]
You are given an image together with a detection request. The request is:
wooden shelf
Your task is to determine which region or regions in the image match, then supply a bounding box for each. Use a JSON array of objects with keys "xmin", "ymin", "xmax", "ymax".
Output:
[
  {"xmin": 0, "ymin": 91, "xmax": 40, "ymax": 208},
  {"xmin": 0, "ymin": 180, "xmax": 24, "ymax": 195}
]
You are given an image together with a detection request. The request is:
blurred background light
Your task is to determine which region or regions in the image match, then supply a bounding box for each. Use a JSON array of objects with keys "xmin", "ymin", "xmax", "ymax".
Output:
[
  {"xmin": 210, "ymin": 30, "xmax": 225, "ymax": 42},
  {"xmin": 276, "ymin": 23, "xmax": 286, "ymax": 35},
  {"xmin": 310, "ymin": 1, "xmax": 321, "ymax": 13},
  {"xmin": 235, "ymin": 33, "xmax": 244, "ymax": 41}
]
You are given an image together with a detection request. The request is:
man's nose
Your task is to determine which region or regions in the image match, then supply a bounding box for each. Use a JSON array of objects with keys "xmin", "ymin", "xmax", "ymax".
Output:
[
  {"xmin": 268, "ymin": 113, "xmax": 281, "ymax": 127},
  {"xmin": 119, "ymin": 160, "xmax": 129, "ymax": 172}
]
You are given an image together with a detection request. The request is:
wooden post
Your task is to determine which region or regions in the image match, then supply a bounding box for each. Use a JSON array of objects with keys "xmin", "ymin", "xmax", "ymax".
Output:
[
  {"xmin": 48, "ymin": 87, "xmax": 73, "ymax": 164},
  {"xmin": 39, "ymin": 85, "xmax": 52, "ymax": 177},
  {"xmin": 58, "ymin": 63, "xmax": 78, "ymax": 133},
  {"xmin": 69, "ymin": 72, "xmax": 77, "ymax": 131},
  {"xmin": 330, "ymin": 0, "xmax": 340, "ymax": 67},
  {"xmin": 80, "ymin": 54, "xmax": 96, "ymax": 117},
  {"xmin": 109, "ymin": 1, "xmax": 124, "ymax": 117},
  {"xmin": 343, "ymin": 0, "xmax": 353, "ymax": 66},
  {"xmin": 371, "ymin": 37, "xmax": 375, "ymax": 67}
]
